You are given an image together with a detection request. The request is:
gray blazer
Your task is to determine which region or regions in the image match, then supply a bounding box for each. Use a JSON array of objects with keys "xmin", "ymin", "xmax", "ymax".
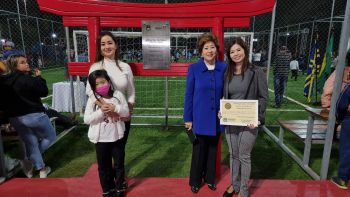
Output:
[{"xmin": 224, "ymin": 66, "xmax": 268, "ymax": 125}]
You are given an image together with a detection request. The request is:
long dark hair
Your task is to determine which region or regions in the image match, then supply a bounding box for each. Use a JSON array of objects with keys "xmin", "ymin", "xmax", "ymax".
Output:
[
  {"xmin": 88, "ymin": 69, "xmax": 114, "ymax": 100},
  {"xmin": 225, "ymin": 37, "xmax": 252, "ymax": 81},
  {"xmin": 94, "ymin": 31, "xmax": 122, "ymax": 71}
]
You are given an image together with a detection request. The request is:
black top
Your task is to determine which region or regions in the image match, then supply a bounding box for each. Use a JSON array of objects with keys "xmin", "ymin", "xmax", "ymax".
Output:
[
  {"xmin": 0, "ymin": 71, "xmax": 48, "ymax": 117},
  {"xmin": 273, "ymin": 51, "xmax": 292, "ymax": 77}
]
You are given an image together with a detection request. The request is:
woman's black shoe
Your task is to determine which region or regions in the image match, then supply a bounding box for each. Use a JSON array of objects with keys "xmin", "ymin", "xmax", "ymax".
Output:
[
  {"xmin": 223, "ymin": 190, "xmax": 234, "ymax": 197},
  {"xmin": 191, "ymin": 186, "xmax": 199, "ymax": 193},
  {"xmin": 208, "ymin": 183, "xmax": 216, "ymax": 191},
  {"xmin": 115, "ymin": 190, "xmax": 125, "ymax": 197},
  {"xmin": 121, "ymin": 180, "xmax": 128, "ymax": 190}
]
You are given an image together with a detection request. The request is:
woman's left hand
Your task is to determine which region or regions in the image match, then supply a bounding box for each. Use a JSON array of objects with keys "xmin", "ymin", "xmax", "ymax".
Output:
[
  {"xmin": 217, "ymin": 111, "xmax": 222, "ymax": 119},
  {"xmin": 247, "ymin": 121, "xmax": 260, "ymax": 129},
  {"xmin": 247, "ymin": 124, "xmax": 256, "ymax": 129}
]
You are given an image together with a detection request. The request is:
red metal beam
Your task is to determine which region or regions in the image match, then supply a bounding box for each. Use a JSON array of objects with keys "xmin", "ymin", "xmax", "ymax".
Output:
[
  {"xmin": 38, "ymin": 0, "xmax": 275, "ymax": 18},
  {"xmin": 212, "ymin": 17, "xmax": 224, "ymax": 179},
  {"xmin": 87, "ymin": 17, "xmax": 100, "ymax": 63},
  {"xmin": 63, "ymin": 17, "xmax": 250, "ymax": 28},
  {"xmin": 68, "ymin": 62, "xmax": 189, "ymax": 77}
]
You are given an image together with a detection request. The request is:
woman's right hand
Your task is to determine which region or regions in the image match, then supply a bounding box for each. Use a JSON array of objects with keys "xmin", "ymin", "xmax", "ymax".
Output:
[
  {"xmin": 34, "ymin": 69, "xmax": 41, "ymax": 76},
  {"xmin": 218, "ymin": 111, "xmax": 222, "ymax": 119},
  {"xmin": 185, "ymin": 122, "xmax": 192, "ymax": 130}
]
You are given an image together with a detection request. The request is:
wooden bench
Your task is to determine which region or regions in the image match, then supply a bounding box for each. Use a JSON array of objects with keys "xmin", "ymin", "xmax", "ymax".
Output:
[{"xmin": 277, "ymin": 119, "xmax": 336, "ymax": 144}]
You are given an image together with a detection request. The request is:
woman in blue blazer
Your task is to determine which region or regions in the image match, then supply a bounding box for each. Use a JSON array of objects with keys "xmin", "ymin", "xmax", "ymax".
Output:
[{"xmin": 184, "ymin": 32, "xmax": 226, "ymax": 193}]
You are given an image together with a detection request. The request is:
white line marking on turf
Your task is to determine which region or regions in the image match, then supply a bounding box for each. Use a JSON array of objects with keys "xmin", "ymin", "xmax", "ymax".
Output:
[{"xmin": 268, "ymin": 88, "xmax": 310, "ymax": 108}]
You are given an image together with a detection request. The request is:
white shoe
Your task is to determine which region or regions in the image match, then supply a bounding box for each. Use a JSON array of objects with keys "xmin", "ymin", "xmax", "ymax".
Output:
[
  {"xmin": 39, "ymin": 166, "xmax": 51, "ymax": 178},
  {"xmin": 20, "ymin": 159, "xmax": 33, "ymax": 178}
]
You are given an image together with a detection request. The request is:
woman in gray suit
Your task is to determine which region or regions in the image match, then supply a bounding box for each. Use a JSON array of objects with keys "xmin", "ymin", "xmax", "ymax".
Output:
[{"xmin": 221, "ymin": 37, "xmax": 268, "ymax": 197}]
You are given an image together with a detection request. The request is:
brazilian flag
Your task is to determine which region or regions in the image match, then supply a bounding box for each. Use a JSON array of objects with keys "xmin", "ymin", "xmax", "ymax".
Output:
[
  {"xmin": 304, "ymin": 39, "xmax": 322, "ymax": 102},
  {"xmin": 317, "ymin": 32, "xmax": 334, "ymax": 93}
]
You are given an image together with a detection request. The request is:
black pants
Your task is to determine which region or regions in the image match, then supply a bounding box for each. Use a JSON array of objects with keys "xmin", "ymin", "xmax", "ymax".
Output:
[
  {"xmin": 118, "ymin": 121, "xmax": 130, "ymax": 182},
  {"xmin": 189, "ymin": 134, "xmax": 219, "ymax": 187},
  {"xmin": 291, "ymin": 69, "xmax": 298, "ymax": 80},
  {"xmin": 95, "ymin": 140, "xmax": 124, "ymax": 193}
]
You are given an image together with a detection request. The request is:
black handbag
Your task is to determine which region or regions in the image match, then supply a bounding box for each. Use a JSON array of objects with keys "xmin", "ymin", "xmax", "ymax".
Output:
[{"xmin": 185, "ymin": 128, "xmax": 197, "ymax": 144}]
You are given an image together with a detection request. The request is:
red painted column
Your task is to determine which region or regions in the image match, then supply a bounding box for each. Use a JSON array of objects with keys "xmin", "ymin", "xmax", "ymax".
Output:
[
  {"xmin": 212, "ymin": 17, "xmax": 224, "ymax": 179},
  {"xmin": 213, "ymin": 17, "xmax": 224, "ymax": 61},
  {"xmin": 88, "ymin": 17, "xmax": 101, "ymax": 63}
]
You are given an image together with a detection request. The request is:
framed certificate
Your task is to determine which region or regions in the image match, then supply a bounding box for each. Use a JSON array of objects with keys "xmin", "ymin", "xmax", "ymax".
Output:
[{"xmin": 220, "ymin": 99, "xmax": 258, "ymax": 126}]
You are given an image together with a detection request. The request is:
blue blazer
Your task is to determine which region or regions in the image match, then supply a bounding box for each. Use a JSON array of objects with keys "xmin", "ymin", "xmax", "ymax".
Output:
[{"xmin": 183, "ymin": 58, "xmax": 227, "ymax": 136}]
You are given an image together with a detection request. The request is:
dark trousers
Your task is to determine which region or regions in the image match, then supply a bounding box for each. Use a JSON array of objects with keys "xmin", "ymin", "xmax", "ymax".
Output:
[
  {"xmin": 273, "ymin": 75, "xmax": 288, "ymax": 107},
  {"xmin": 189, "ymin": 134, "xmax": 219, "ymax": 187},
  {"xmin": 291, "ymin": 69, "xmax": 298, "ymax": 80},
  {"xmin": 119, "ymin": 121, "xmax": 130, "ymax": 182},
  {"xmin": 339, "ymin": 117, "xmax": 350, "ymax": 181},
  {"xmin": 95, "ymin": 140, "xmax": 124, "ymax": 193}
]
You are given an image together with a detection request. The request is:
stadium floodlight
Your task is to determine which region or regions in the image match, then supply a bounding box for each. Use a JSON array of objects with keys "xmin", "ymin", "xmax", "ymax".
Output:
[{"xmin": 51, "ymin": 33, "xmax": 57, "ymax": 38}]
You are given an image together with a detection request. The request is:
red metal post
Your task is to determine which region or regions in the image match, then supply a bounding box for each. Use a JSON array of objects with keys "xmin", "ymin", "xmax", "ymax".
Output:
[
  {"xmin": 212, "ymin": 17, "xmax": 224, "ymax": 179},
  {"xmin": 88, "ymin": 17, "xmax": 100, "ymax": 63}
]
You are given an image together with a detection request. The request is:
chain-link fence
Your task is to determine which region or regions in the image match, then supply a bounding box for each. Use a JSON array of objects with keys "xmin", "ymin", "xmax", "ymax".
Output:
[
  {"xmin": 0, "ymin": 0, "xmax": 65, "ymax": 69},
  {"xmin": 252, "ymin": 0, "xmax": 347, "ymax": 112},
  {"xmin": 1, "ymin": 0, "xmax": 348, "ymax": 120},
  {"xmin": 1, "ymin": 0, "xmax": 349, "ymax": 181}
]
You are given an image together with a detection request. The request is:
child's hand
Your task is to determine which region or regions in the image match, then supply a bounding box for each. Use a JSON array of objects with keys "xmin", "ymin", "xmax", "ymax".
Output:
[
  {"xmin": 101, "ymin": 103, "xmax": 115, "ymax": 113},
  {"xmin": 120, "ymin": 116, "xmax": 131, "ymax": 122},
  {"xmin": 95, "ymin": 99, "xmax": 106, "ymax": 107},
  {"xmin": 34, "ymin": 69, "xmax": 41, "ymax": 76}
]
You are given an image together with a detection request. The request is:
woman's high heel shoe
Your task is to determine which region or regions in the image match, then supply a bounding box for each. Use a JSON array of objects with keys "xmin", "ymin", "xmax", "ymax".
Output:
[
  {"xmin": 222, "ymin": 185, "xmax": 238, "ymax": 197},
  {"xmin": 191, "ymin": 186, "xmax": 199, "ymax": 193},
  {"xmin": 208, "ymin": 183, "xmax": 216, "ymax": 191}
]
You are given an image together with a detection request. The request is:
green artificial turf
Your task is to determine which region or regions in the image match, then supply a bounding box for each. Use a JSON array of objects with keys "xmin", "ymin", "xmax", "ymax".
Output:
[{"xmin": 3, "ymin": 67, "xmax": 338, "ymax": 180}]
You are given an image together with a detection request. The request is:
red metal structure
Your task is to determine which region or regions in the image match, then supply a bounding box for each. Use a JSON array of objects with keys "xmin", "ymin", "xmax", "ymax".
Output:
[
  {"xmin": 37, "ymin": 0, "xmax": 275, "ymax": 178},
  {"xmin": 37, "ymin": 0, "xmax": 275, "ymax": 76}
]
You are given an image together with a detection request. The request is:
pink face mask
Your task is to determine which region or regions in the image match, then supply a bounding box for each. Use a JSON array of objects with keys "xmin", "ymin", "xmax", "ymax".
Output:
[{"xmin": 96, "ymin": 84, "xmax": 110, "ymax": 96}]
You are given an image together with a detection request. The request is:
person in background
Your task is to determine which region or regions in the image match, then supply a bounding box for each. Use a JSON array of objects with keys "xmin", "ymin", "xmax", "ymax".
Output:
[
  {"xmin": 0, "ymin": 62, "xmax": 22, "ymax": 181},
  {"xmin": 183, "ymin": 32, "xmax": 226, "ymax": 194},
  {"xmin": 331, "ymin": 52, "xmax": 338, "ymax": 73},
  {"xmin": 252, "ymin": 48, "xmax": 262, "ymax": 67},
  {"xmin": 272, "ymin": 46, "xmax": 291, "ymax": 108},
  {"xmin": 221, "ymin": 37, "xmax": 268, "ymax": 197},
  {"xmin": 298, "ymin": 54, "xmax": 307, "ymax": 75},
  {"xmin": 1, "ymin": 41, "xmax": 23, "ymax": 60},
  {"xmin": 332, "ymin": 54, "xmax": 350, "ymax": 189},
  {"xmin": 84, "ymin": 69, "xmax": 129, "ymax": 197},
  {"xmin": 321, "ymin": 51, "xmax": 350, "ymax": 142},
  {"xmin": 64, "ymin": 49, "xmax": 75, "ymax": 79},
  {"xmin": 86, "ymin": 31, "xmax": 135, "ymax": 191},
  {"xmin": 2, "ymin": 58, "xmax": 77, "ymax": 130},
  {"xmin": 0, "ymin": 54, "xmax": 55, "ymax": 178},
  {"xmin": 290, "ymin": 55, "xmax": 299, "ymax": 81},
  {"xmin": 42, "ymin": 103, "xmax": 77, "ymax": 129},
  {"xmin": 321, "ymin": 52, "xmax": 350, "ymax": 110}
]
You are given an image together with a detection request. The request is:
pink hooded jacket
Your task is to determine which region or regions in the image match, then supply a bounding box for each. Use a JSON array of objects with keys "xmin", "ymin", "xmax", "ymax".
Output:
[{"xmin": 321, "ymin": 67, "xmax": 350, "ymax": 109}]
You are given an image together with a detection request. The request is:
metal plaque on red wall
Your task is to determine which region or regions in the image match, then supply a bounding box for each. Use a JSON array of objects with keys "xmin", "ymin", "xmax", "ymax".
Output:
[{"xmin": 142, "ymin": 21, "xmax": 170, "ymax": 69}]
